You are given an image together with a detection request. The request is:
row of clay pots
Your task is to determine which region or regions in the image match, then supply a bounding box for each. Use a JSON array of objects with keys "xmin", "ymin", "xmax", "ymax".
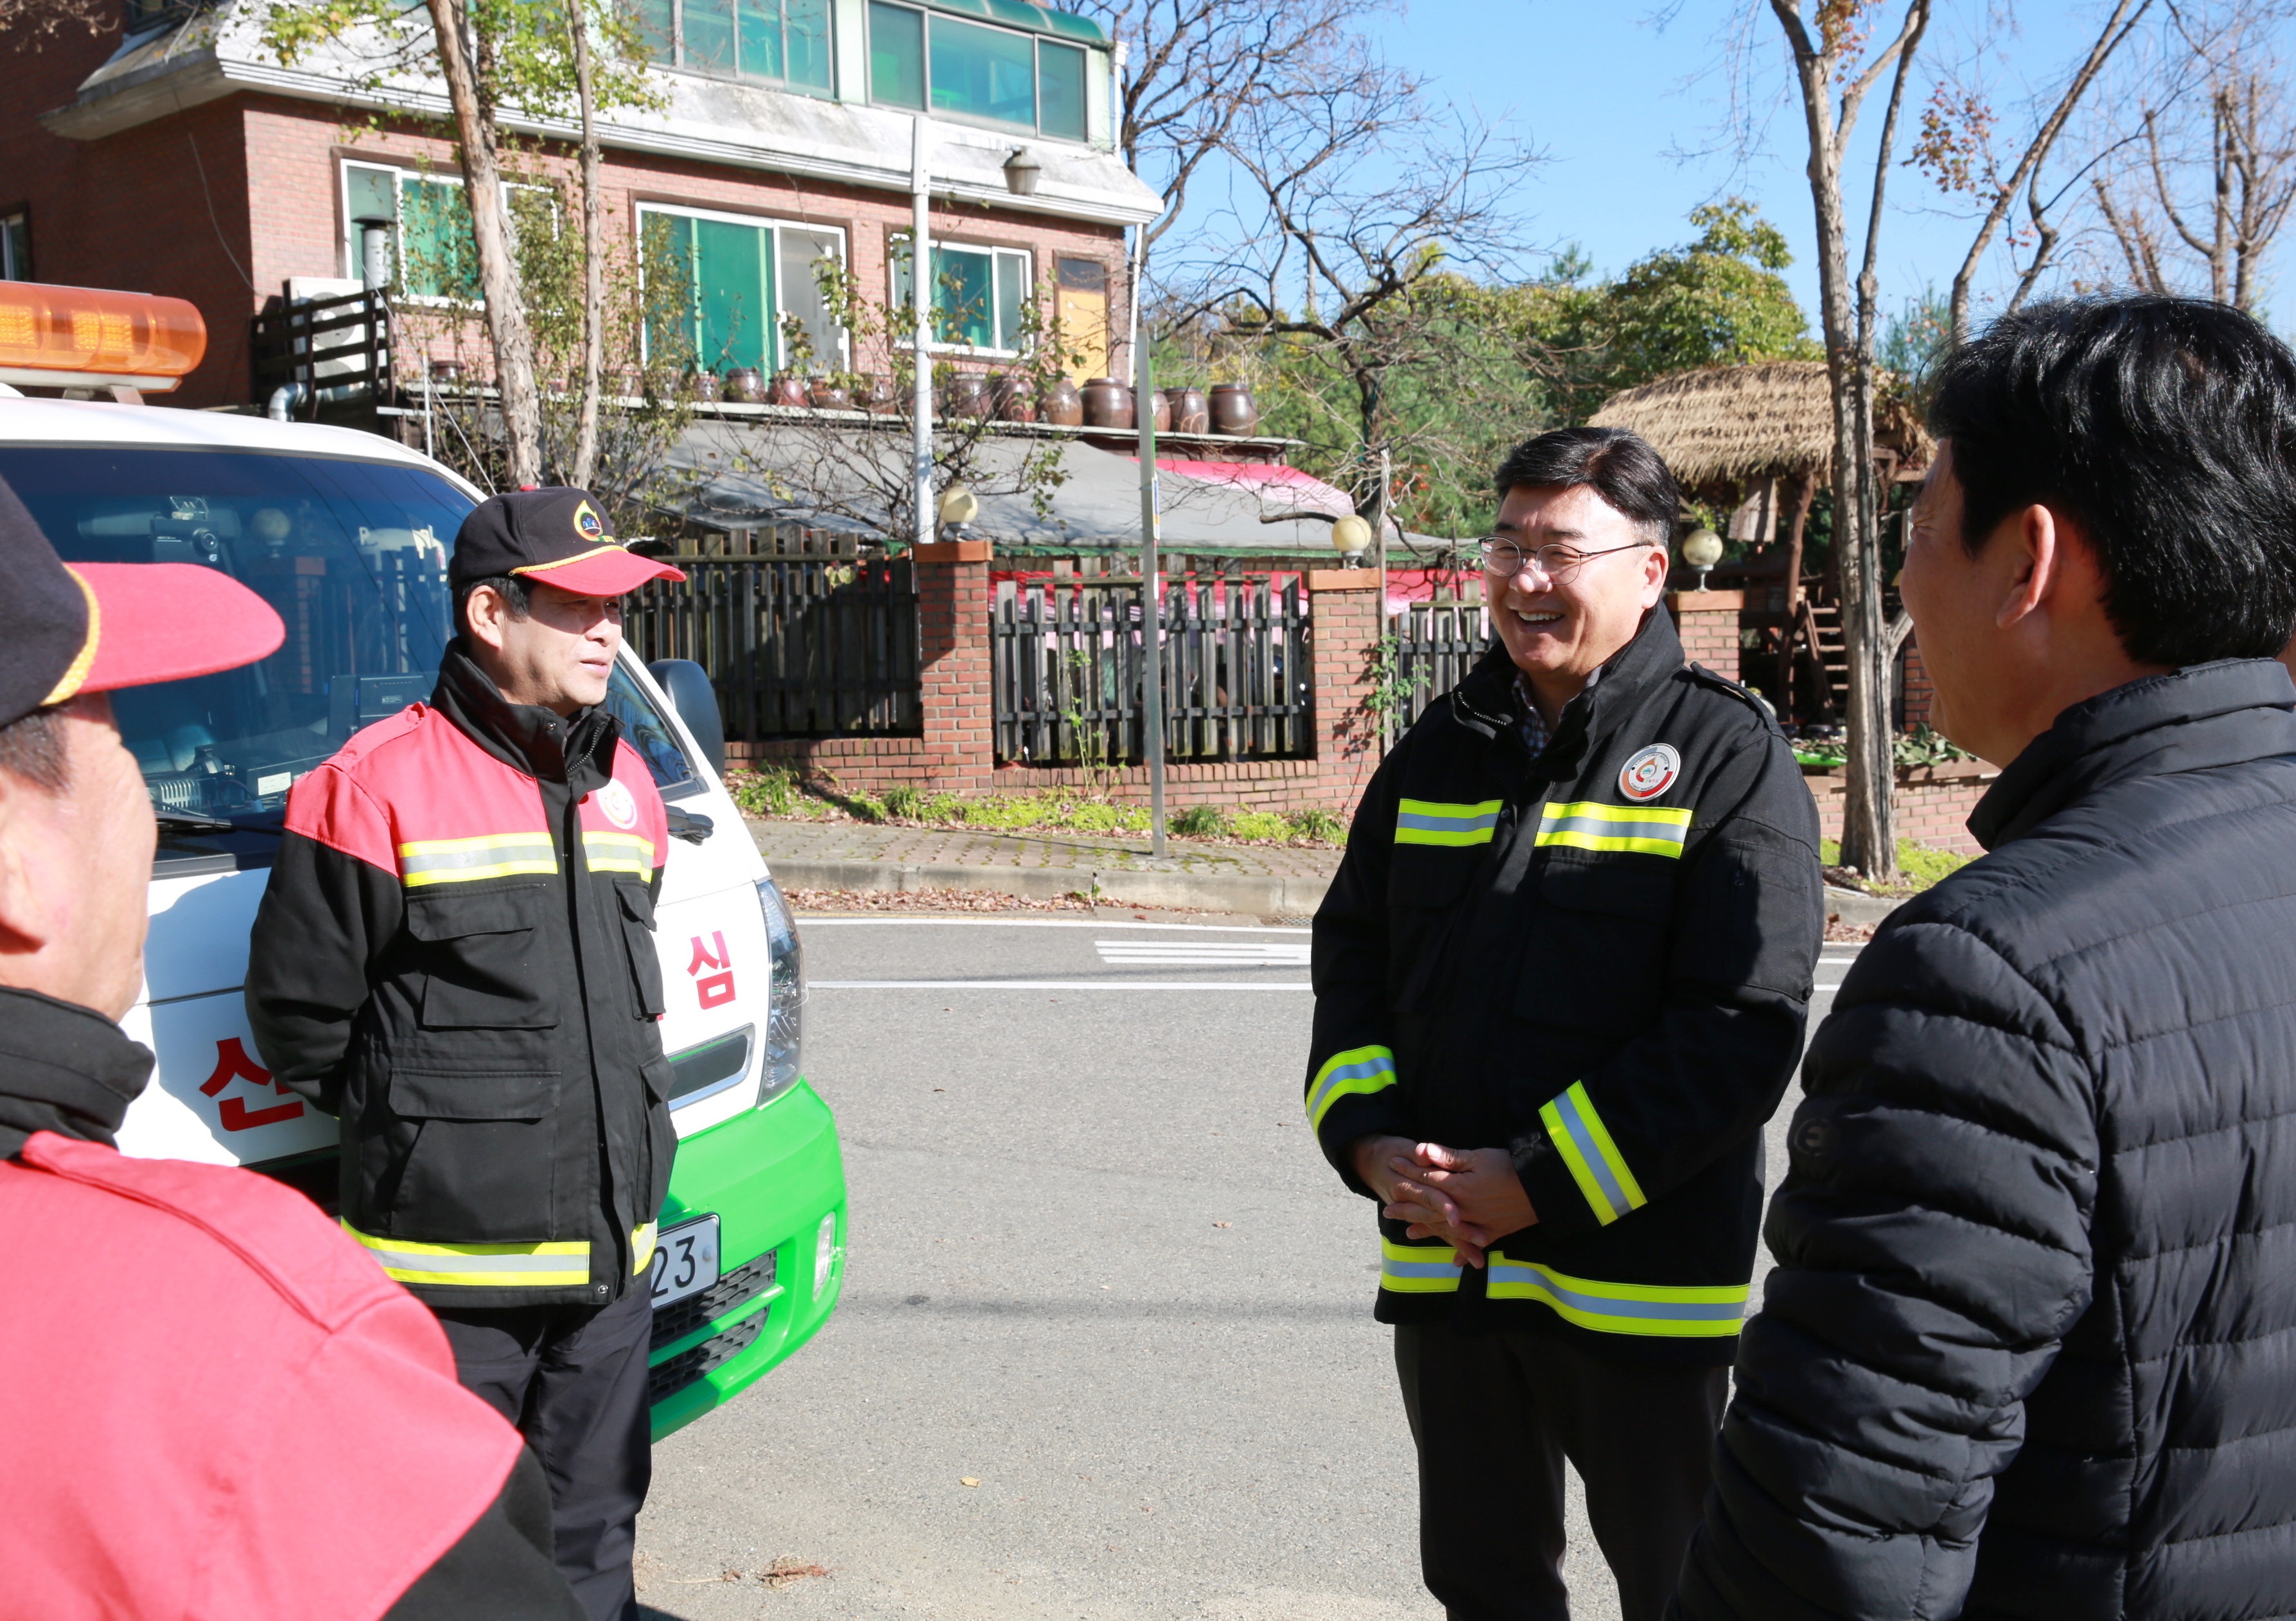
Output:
[{"xmin": 1076, "ymin": 380, "xmax": 1260, "ymax": 436}]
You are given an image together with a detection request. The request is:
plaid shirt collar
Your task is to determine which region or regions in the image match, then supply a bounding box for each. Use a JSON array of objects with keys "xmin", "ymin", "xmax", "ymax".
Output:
[{"xmin": 1514, "ymin": 665, "xmax": 1603, "ymax": 759}]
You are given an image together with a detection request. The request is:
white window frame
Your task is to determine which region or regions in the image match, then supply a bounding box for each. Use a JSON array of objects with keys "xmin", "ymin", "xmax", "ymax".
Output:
[
  {"xmin": 633, "ymin": 202, "xmax": 850, "ymax": 374},
  {"xmin": 0, "ymin": 209, "xmax": 28, "ymax": 280},
  {"xmin": 889, "ymin": 233, "xmax": 1033, "ymax": 358},
  {"xmin": 863, "ymin": 1, "xmax": 1099, "ymax": 145},
  {"xmin": 340, "ymin": 161, "xmax": 557, "ymax": 308}
]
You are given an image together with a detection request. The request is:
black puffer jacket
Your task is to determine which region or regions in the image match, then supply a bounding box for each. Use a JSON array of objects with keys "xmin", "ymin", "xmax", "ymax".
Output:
[{"xmin": 1674, "ymin": 658, "xmax": 2296, "ymax": 1621}]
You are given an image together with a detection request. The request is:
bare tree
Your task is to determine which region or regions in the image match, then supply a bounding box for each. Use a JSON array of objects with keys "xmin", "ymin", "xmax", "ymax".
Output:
[
  {"xmin": 1765, "ymin": 0, "xmax": 1931, "ymax": 883},
  {"xmin": 2092, "ymin": 6, "xmax": 2296, "ymax": 311},
  {"xmin": 1172, "ymin": 53, "xmax": 1538, "ymax": 543},
  {"xmin": 565, "ymin": 0, "xmax": 606, "ymax": 487},
  {"xmin": 4, "ymin": 0, "xmax": 108, "ymax": 49},
  {"xmin": 1912, "ymin": 1, "xmax": 2153, "ymax": 344}
]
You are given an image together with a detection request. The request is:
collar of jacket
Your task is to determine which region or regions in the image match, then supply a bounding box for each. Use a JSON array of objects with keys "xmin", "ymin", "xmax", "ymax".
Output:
[
  {"xmin": 430, "ymin": 640, "xmax": 620, "ymax": 796},
  {"xmin": 1453, "ymin": 604, "xmax": 1685, "ymax": 777},
  {"xmin": 0, "ymin": 985, "xmax": 153, "ymax": 1159},
  {"xmin": 1970, "ymin": 657, "xmax": 2296, "ymax": 850}
]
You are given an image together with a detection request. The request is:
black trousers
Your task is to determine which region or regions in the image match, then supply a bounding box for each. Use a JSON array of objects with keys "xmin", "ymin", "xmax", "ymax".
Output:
[
  {"xmin": 1395, "ymin": 1321, "xmax": 1728, "ymax": 1621},
  {"xmin": 434, "ymin": 1286, "xmax": 655, "ymax": 1621}
]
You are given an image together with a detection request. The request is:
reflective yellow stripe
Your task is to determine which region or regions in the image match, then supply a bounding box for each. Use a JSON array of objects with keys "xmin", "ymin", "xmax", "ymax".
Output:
[
  {"xmin": 1395, "ymin": 798, "xmax": 1503, "ymax": 846},
  {"xmin": 398, "ymin": 832, "xmax": 558, "ymax": 888},
  {"xmin": 1487, "ymin": 1254, "xmax": 1746, "ymax": 1337},
  {"xmin": 583, "ymin": 830, "xmax": 656, "ymax": 877},
  {"xmin": 1538, "ymin": 1080, "xmax": 1647, "ymax": 1226},
  {"xmin": 1380, "ymin": 1236, "xmax": 1464, "ymax": 1294},
  {"xmin": 1535, "ymin": 800, "xmax": 1692, "ymax": 857},
  {"xmin": 341, "ymin": 1222, "xmax": 592, "ymax": 1287},
  {"xmin": 1306, "ymin": 1044, "xmax": 1397, "ymax": 1132},
  {"xmin": 633, "ymin": 1222, "xmax": 658, "ymax": 1275}
]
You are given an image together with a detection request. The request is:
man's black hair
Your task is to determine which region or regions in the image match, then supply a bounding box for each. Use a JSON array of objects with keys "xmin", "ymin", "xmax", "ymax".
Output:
[
  {"xmin": 1929, "ymin": 295, "xmax": 2296, "ymax": 667},
  {"xmin": 1494, "ymin": 426, "xmax": 1679, "ymax": 548},
  {"xmin": 453, "ymin": 574, "xmax": 532, "ymax": 640}
]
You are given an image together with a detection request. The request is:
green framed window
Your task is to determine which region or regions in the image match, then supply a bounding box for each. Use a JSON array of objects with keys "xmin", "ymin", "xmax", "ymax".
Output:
[
  {"xmin": 640, "ymin": 206, "xmax": 848, "ymax": 376},
  {"xmin": 891, "ymin": 235, "xmax": 1031, "ymax": 354},
  {"xmin": 866, "ymin": 1, "xmax": 1099, "ymax": 139},
  {"xmin": 1, "ymin": 208, "xmax": 28, "ymax": 281},
  {"xmin": 634, "ymin": 0, "xmax": 832, "ymax": 92},
  {"xmin": 340, "ymin": 161, "xmax": 552, "ymax": 304}
]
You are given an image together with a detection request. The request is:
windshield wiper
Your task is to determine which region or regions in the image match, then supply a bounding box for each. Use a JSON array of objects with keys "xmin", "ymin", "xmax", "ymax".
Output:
[{"xmin": 153, "ymin": 808, "xmax": 238, "ymax": 833}]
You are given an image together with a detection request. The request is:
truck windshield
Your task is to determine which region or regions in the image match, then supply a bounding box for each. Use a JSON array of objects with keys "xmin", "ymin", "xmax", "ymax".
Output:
[{"xmin": 0, "ymin": 446, "xmax": 470, "ymax": 827}]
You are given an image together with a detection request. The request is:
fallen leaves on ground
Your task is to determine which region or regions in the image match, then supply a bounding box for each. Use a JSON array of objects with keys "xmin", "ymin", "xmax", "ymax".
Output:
[
  {"xmin": 760, "ymin": 1559, "xmax": 831, "ymax": 1588},
  {"xmin": 784, "ymin": 886, "xmax": 1092, "ymax": 913},
  {"xmin": 1824, "ymin": 918, "xmax": 1877, "ymax": 942},
  {"xmin": 961, "ymin": 1476, "xmax": 981, "ymax": 1487}
]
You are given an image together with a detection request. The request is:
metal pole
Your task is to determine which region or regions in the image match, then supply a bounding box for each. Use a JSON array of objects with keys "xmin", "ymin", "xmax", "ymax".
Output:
[
  {"xmin": 1133, "ymin": 225, "xmax": 1165, "ymax": 857},
  {"xmin": 1377, "ymin": 446, "xmax": 1391, "ymax": 755},
  {"xmin": 911, "ymin": 116, "xmax": 935, "ymax": 551}
]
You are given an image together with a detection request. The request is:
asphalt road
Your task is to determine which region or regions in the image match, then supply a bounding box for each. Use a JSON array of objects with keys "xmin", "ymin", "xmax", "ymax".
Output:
[{"xmin": 633, "ymin": 917, "xmax": 1865, "ymax": 1620}]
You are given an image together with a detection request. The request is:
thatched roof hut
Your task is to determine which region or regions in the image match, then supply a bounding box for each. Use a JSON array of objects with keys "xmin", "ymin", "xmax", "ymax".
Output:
[{"xmin": 1588, "ymin": 360, "xmax": 1932, "ymax": 490}]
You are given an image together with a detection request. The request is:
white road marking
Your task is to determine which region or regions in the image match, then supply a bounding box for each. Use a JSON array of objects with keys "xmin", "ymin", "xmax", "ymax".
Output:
[
  {"xmin": 1093, "ymin": 941, "xmax": 1311, "ymax": 967},
  {"xmin": 809, "ymin": 979, "xmax": 1313, "ymax": 991},
  {"xmin": 794, "ymin": 918, "xmax": 1310, "ymax": 934}
]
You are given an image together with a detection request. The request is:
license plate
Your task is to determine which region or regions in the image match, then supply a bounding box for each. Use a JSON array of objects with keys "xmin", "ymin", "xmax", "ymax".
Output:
[{"xmin": 649, "ymin": 1214, "xmax": 721, "ymax": 1309}]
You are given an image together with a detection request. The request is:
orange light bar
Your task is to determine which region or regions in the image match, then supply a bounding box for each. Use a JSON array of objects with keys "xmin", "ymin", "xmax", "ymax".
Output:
[{"xmin": 0, "ymin": 280, "xmax": 206, "ymax": 392}]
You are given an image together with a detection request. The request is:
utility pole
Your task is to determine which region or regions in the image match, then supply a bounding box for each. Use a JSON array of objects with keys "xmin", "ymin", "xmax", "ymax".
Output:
[
  {"xmin": 1132, "ymin": 224, "xmax": 1166, "ymax": 857},
  {"xmin": 911, "ymin": 116, "xmax": 935, "ymax": 551}
]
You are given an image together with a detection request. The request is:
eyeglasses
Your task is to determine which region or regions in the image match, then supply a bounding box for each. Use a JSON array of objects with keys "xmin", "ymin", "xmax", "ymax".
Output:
[{"xmin": 1477, "ymin": 538, "xmax": 1654, "ymax": 581}]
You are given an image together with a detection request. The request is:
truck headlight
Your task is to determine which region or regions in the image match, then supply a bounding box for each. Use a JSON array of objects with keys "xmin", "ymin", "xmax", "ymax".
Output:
[{"xmin": 754, "ymin": 875, "xmax": 806, "ymax": 1104}]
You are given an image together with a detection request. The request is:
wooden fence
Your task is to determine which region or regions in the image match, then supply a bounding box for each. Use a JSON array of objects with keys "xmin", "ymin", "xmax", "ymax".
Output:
[
  {"xmin": 1388, "ymin": 595, "xmax": 1489, "ymax": 737},
  {"xmin": 622, "ymin": 555, "xmax": 921, "ymax": 740},
  {"xmin": 990, "ymin": 570, "xmax": 1312, "ymax": 766},
  {"xmin": 250, "ymin": 289, "xmax": 394, "ymax": 419}
]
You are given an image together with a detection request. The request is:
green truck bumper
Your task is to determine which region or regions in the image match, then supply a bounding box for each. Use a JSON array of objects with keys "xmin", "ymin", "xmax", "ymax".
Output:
[{"xmin": 647, "ymin": 1077, "xmax": 846, "ymax": 1440}]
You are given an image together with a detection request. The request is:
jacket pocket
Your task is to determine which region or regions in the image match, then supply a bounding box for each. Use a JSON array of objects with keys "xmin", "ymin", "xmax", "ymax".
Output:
[
  {"xmin": 407, "ymin": 887, "xmax": 559, "ymax": 1031},
  {"xmin": 616, "ymin": 881, "xmax": 667, "ymax": 1019},
  {"xmin": 1387, "ymin": 843, "xmax": 1486, "ymax": 911},
  {"xmin": 381, "ymin": 1066, "xmax": 562, "ymax": 1240},
  {"xmin": 1514, "ymin": 856, "xmax": 1674, "ymax": 1035},
  {"xmin": 640, "ymin": 1054, "xmax": 676, "ymax": 1221}
]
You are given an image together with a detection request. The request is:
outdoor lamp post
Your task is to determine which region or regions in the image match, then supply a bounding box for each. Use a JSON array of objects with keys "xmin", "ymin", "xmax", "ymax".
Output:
[
  {"xmin": 1331, "ymin": 514, "xmax": 1372, "ymax": 561},
  {"xmin": 1003, "ymin": 149, "xmax": 1043, "ymax": 197},
  {"xmin": 911, "ymin": 117, "xmax": 934, "ymax": 552},
  {"xmin": 1682, "ymin": 527, "xmax": 1724, "ymax": 591}
]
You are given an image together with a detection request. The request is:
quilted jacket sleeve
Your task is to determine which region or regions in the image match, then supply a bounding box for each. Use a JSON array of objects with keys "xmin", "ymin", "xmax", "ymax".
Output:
[
  {"xmin": 1670, "ymin": 916, "xmax": 2101, "ymax": 1621},
  {"xmin": 1306, "ymin": 745, "xmax": 1410, "ymax": 1195}
]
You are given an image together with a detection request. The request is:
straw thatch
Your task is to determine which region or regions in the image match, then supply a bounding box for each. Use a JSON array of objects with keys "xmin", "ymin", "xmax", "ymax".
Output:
[{"xmin": 1588, "ymin": 360, "xmax": 1932, "ymax": 489}]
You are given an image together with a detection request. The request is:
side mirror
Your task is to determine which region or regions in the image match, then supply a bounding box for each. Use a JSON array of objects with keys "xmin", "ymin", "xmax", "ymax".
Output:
[{"xmin": 647, "ymin": 659, "xmax": 726, "ymax": 779}]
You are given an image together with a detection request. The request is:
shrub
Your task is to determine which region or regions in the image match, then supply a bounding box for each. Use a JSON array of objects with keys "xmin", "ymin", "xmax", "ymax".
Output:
[
  {"xmin": 960, "ymin": 794, "xmax": 1055, "ymax": 830},
  {"xmin": 1065, "ymin": 800, "xmax": 1149, "ymax": 833},
  {"xmin": 1170, "ymin": 803, "xmax": 1230, "ymax": 837},
  {"xmin": 1288, "ymin": 807, "xmax": 1347, "ymax": 844},
  {"xmin": 727, "ymin": 765, "xmax": 800, "ymax": 818},
  {"xmin": 848, "ymin": 793, "xmax": 888, "ymax": 823},
  {"xmin": 882, "ymin": 783, "xmax": 927, "ymax": 820},
  {"xmin": 1230, "ymin": 810, "xmax": 1292, "ymax": 841}
]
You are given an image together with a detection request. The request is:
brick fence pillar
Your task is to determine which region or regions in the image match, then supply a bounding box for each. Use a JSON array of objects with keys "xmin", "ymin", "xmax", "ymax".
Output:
[
  {"xmin": 1665, "ymin": 588, "xmax": 1743, "ymax": 683},
  {"xmin": 1308, "ymin": 568, "xmax": 1385, "ymax": 816},
  {"xmin": 913, "ymin": 539, "xmax": 994, "ymax": 793}
]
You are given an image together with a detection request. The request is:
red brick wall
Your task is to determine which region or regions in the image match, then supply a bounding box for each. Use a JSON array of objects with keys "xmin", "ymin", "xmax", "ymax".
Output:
[
  {"xmin": 1668, "ymin": 591, "xmax": 1742, "ymax": 683},
  {"xmin": 1805, "ymin": 769, "xmax": 1992, "ymax": 857},
  {"xmin": 0, "ymin": 28, "xmax": 262, "ymax": 406},
  {"xmin": 1900, "ymin": 635, "xmax": 1936, "ymax": 731}
]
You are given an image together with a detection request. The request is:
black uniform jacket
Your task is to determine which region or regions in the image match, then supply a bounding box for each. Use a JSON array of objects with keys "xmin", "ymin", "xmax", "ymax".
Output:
[
  {"xmin": 246, "ymin": 644, "xmax": 674, "ymax": 1309},
  {"xmin": 1308, "ymin": 606, "xmax": 1823, "ymax": 1364},
  {"xmin": 1674, "ymin": 660, "xmax": 2296, "ymax": 1621}
]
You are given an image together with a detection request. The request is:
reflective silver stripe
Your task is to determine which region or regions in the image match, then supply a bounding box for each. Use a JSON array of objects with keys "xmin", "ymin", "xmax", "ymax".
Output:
[
  {"xmin": 1538, "ymin": 811, "xmax": 1687, "ymax": 844},
  {"xmin": 398, "ymin": 836, "xmax": 558, "ymax": 886},
  {"xmin": 1397, "ymin": 809, "xmax": 1498, "ymax": 834},
  {"xmin": 359, "ymin": 1247, "xmax": 587, "ymax": 1277}
]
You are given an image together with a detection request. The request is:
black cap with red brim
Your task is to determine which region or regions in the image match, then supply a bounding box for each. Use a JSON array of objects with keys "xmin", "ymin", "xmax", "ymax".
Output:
[
  {"xmin": 450, "ymin": 487, "xmax": 687, "ymax": 598},
  {"xmin": 1, "ymin": 476, "xmax": 286, "ymax": 732}
]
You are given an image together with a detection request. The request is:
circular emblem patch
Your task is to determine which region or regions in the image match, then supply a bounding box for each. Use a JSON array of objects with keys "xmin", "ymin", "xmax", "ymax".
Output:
[
  {"xmin": 597, "ymin": 778, "xmax": 638, "ymax": 829},
  {"xmin": 1618, "ymin": 743, "xmax": 1681, "ymax": 803}
]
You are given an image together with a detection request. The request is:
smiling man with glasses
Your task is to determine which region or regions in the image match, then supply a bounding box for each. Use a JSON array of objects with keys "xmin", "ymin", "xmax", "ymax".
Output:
[{"xmin": 1306, "ymin": 426, "xmax": 1824, "ymax": 1621}]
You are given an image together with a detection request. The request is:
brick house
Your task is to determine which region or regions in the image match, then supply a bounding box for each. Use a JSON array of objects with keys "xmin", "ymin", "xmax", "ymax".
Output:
[{"xmin": 3, "ymin": 0, "xmax": 1159, "ymax": 408}]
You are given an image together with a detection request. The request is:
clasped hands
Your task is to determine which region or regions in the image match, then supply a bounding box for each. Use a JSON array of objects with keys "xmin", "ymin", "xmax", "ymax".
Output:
[{"xmin": 1351, "ymin": 1134, "xmax": 1537, "ymax": 1268}]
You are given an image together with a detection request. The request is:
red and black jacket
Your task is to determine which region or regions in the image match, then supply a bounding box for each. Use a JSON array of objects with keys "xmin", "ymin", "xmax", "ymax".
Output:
[{"xmin": 247, "ymin": 644, "xmax": 673, "ymax": 1308}]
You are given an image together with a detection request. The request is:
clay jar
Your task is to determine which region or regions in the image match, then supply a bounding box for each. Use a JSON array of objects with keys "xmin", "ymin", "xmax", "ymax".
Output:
[
  {"xmin": 857, "ymin": 373, "xmax": 899, "ymax": 414},
  {"xmin": 1041, "ymin": 376, "xmax": 1084, "ymax": 427},
  {"xmin": 767, "ymin": 372, "xmax": 809, "ymax": 408},
  {"xmin": 992, "ymin": 374, "xmax": 1038, "ymax": 424},
  {"xmin": 687, "ymin": 369, "xmax": 723, "ymax": 402},
  {"xmin": 1209, "ymin": 382, "xmax": 1259, "ymax": 436},
  {"xmin": 1080, "ymin": 377, "xmax": 1133, "ymax": 428},
  {"xmin": 722, "ymin": 367, "xmax": 766, "ymax": 403},
  {"xmin": 808, "ymin": 376, "xmax": 852, "ymax": 411},
  {"xmin": 1164, "ymin": 386, "xmax": 1210, "ymax": 434},
  {"xmin": 1150, "ymin": 388, "xmax": 1173, "ymax": 434},
  {"xmin": 941, "ymin": 372, "xmax": 991, "ymax": 419}
]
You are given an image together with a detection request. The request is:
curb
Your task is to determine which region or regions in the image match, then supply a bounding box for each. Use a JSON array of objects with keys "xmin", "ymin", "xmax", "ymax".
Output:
[
  {"xmin": 760, "ymin": 856, "xmax": 1332, "ymax": 919},
  {"xmin": 1824, "ymin": 884, "xmax": 1903, "ymax": 927}
]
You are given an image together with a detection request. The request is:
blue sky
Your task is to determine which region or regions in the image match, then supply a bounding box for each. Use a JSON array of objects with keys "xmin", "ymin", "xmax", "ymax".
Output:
[{"xmin": 1353, "ymin": 1, "xmax": 2284, "ymax": 336}]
